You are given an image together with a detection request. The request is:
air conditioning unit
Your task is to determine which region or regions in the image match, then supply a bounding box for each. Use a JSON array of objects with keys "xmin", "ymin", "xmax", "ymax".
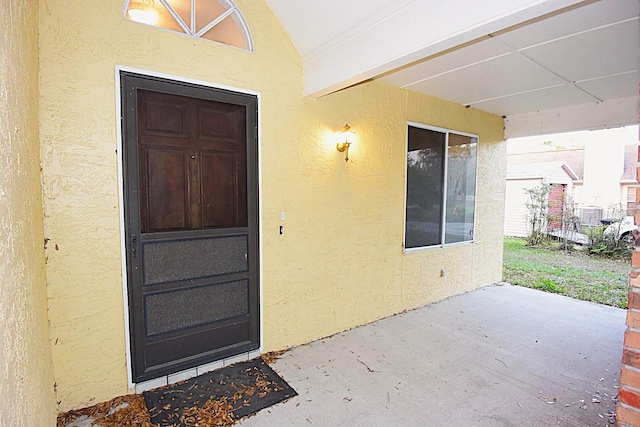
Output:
[{"xmin": 580, "ymin": 206, "xmax": 603, "ymax": 226}]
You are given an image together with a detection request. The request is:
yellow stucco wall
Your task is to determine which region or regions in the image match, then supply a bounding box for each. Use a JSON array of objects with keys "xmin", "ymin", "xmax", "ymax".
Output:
[
  {"xmin": 39, "ymin": 0, "xmax": 506, "ymax": 411},
  {"xmin": 402, "ymin": 92, "xmax": 507, "ymax": 309},
  {"xmin": 0, "ymin": 0, "xmax": 57, "ymax": 425}
]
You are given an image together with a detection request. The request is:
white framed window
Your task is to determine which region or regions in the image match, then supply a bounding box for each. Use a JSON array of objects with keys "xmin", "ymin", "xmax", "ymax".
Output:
[
  {"xmin": 124, "ymin": 0, "xmax": 254, "ymax": 51},
  {"xmin": 404, "ymin": 122, "xmax": 478, "ymax": 252}
]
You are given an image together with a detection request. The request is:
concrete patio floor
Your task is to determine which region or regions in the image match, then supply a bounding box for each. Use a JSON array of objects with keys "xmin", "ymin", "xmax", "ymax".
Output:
[{"xmin": 243, "ymin": 283, "xmax": 625, "ymax": 426}]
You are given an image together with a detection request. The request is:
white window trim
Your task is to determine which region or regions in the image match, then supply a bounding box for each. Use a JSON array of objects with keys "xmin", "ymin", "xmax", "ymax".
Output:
[{"xmin": 404, "ymin": 121, "xmax": 479, "ymax": 254}]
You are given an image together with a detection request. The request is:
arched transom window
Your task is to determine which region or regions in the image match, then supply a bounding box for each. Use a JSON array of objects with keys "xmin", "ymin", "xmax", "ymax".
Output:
[{"xmin": 124, "ymin": 0, "xmax": 253, "ymax": 51}]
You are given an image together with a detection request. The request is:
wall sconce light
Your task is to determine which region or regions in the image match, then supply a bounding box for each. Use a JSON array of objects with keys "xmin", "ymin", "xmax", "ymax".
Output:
[
  {"xmin": 336, "ymin": 124, "xmax": 355, "ymax": 162},
  {"xmin": 127, "ymin": 0, "xmax": 159, "ymax": 25}
]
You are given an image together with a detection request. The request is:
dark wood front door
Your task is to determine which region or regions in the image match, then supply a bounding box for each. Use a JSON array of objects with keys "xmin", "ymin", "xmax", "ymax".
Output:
[{"xmin": 121, "ymin": 72, "xmax": 259, "ymax": 383}]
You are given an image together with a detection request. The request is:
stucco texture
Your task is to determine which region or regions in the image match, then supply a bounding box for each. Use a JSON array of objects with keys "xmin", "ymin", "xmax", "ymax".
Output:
[
  {"xmin": 0, "ymin": 0, "xmax": 57, "ymax": 425},
  {"xmin": 39, "ymin": 0, "xmax": 506, "ymax": 411}
]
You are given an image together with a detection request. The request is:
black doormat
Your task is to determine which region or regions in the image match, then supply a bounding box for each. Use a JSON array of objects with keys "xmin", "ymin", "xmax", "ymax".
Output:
[{"xmin": 143, "ymin": 357, "xmax": 297, "ymax": 426}]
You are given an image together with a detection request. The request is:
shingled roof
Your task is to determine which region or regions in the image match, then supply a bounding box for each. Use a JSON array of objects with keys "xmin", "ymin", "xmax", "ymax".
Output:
[
  {"xmin": 507, "ymin": 161, "xmax": 578, "ymax": 181},
  {"xmin": 507, "ymin": 149, "xmax": 585, "ymax": 181}
]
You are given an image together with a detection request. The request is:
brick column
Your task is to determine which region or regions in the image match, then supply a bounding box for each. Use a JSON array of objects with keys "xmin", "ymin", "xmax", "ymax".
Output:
[{"xmin": 617, "ymin": 144, "xmax": 640, "ymax": 427}]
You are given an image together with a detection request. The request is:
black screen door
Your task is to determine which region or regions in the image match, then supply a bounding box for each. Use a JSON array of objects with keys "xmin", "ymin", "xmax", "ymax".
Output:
[{"xmin": 121, "ymin": 72, "xmax": 259, "ymax": 383}]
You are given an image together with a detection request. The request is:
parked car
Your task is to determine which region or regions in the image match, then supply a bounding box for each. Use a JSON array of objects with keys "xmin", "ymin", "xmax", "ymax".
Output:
[{"xmin": 603, "ymin": 216, "xmax": 638, "ymax": 242}]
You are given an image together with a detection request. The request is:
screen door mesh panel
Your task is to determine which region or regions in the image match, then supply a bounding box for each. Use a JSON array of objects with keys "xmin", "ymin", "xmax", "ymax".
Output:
[
  {"xmin": 142, "ymin": 235, "xmax": 248, "ymax": 285},
  {"xmin": 145, "ymin": 280, "xmax": 249, "ymax": 336}
]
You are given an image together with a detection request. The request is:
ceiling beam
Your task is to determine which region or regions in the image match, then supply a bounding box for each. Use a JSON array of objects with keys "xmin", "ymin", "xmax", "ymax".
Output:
[
  {"xmin": 303, "ymin": 0, "xmax": 586, "ymax": 98},
  {"xmin": 504, "ymin": 96, "xmax": 639, "ymax": 139}
]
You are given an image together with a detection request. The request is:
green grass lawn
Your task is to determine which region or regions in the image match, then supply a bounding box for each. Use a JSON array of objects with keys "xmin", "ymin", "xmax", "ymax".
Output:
[{"xmin": 502, "ymin": 237, "xmax": 630, "ymax": 309}]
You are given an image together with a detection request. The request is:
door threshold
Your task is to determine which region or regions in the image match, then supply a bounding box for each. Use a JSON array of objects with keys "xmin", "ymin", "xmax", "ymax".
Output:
[{"xmin": 134, "ymin": 349, "xmax": 262, "ymax": 393}]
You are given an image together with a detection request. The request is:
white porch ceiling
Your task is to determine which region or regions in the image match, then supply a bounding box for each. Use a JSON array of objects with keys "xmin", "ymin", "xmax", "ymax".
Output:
[{"xmin": 265, "ymin": 0, "xmax": 639, "ymax": 138}]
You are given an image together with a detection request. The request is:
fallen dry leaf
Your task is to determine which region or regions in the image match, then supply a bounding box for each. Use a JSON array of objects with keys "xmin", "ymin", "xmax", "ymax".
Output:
[
  {"xmin": 57, "ymin": 394, "xmax": 156, "ymax": 427},
  {"xmin": 261, "ymin": 349, "xmax": 289, "ymax": 365}
]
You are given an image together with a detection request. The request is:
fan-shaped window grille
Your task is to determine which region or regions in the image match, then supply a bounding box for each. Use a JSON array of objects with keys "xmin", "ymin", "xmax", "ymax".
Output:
[{"xmin": 124, "ymin": 0, "xmax": 253, "ymax": 51}]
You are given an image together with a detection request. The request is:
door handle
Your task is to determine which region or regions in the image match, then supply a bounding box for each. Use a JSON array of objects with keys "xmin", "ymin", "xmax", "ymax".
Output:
[{"xmin": 131, "ymin": 235, "xmax": 137, "ymax": 259}]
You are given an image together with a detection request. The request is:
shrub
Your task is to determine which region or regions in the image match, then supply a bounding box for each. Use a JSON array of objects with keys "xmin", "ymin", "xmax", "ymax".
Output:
[
  {"xmin": 585, "ymin": 225, "xmax": 630, "ymax": 259},
  {"xmin": 525, "ymin": 183, "xmax": 550, "ymax": 246}
]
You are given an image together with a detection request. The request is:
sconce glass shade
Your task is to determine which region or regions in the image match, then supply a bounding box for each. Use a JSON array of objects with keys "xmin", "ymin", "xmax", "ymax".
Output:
[
  {"xmin": 341, "ymin": 125, "xmax": 355, "ymax": 144},
  {"xmin": 127, "ymin": 0, "xmax": 159, "ymax": 25},
  {"xmin": 336, "ymin": 124, "xmax": 355, "ymax": 161}
]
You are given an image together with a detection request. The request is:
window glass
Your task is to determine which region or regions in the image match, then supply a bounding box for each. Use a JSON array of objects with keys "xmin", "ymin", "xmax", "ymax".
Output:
[
  {"xmin": 445, "ymin": 134, "xmax": 477, "ymax": 244},
  {"xmin": 124, "ymin": 0, "xmax": 254, "ymax": 51},
  {"xmin": 627, "ymin": 186, "xmax": 637, "ymax": 216},
  {"xmin": 405, "ymin": 127, "xmax": 445, "ymax": 248},
  {"xmin": 405, "ymin": 125, "xmax": 477, "ymax": 250}
]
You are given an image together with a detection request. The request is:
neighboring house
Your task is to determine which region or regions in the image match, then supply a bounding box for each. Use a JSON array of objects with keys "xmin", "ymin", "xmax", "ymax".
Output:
[
  {"xmin": 621, "ymin": 144, "xmax": 640, "ymax": 215},
  {"xmin": 2, "ymin": 0, "xmax": 638, "ymax": 424},
  {"xmin": 506, "ymin": 143, "xmax": 640, "ymax": 233},
  {"xmin": 504, "ymin": 162, "xmax": 578, "ymax": 237},
  {"xmin": 508, "ymin": 148, "xmax": 585, "ymax": 200}
]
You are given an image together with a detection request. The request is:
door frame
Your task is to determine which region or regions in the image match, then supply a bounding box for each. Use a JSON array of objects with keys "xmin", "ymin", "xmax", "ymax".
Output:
[{"xmin": 115, "ymin": 65, "xmax": 263, "ymax": 387}]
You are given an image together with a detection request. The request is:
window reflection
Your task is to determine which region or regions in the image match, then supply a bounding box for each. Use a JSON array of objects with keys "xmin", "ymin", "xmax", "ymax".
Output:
[
  {"xmin": 406, "ymin": 127, "xmax": 444, "ymax": 248},
  {"xmin": 445, "ymin": 134, "xmax": 477, "ymax": 244},
  {"xmin": 405, "ymin": 126, "xmax": 477, "ymax": 249}
]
